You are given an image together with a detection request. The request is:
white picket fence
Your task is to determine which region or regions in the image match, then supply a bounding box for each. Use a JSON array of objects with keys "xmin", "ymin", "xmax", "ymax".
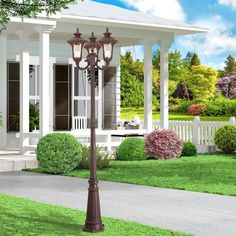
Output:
[
  {"xmin": 150, "ymin": 116, "xmax": 236, "ymax": 153},
  {"xmin": 23, "ymin": 116, "xmax": 236, "ymax": 154}
]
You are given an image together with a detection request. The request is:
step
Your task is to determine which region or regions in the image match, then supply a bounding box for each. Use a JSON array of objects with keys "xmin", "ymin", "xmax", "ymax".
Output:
[
  {"xmin": 0, "ymin": 160, "xmax": 14, "ymax": 172},
  {"xmin": 0, "ymin": 156, "xmax": 38, "ymax": 172}
]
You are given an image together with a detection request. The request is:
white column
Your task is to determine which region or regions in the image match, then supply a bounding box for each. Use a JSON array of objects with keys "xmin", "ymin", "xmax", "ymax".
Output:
[
  {"xmin": 37, "ymin": 27, "xmax": 54, "ymax": 137},
  {"xmin": 0, "ymin": 34, "xmax": 7, "ymax": 149},
  {"xmin": 159, "ymin": 41, "xmax": 172, "ymax": 129},
  {"xmin": 144, "ymin": 43, "xmax": 153, "ymax": 133},
  {"xmin": 17, "ymin": 31, "xmax": 31, "ymax": 154}
]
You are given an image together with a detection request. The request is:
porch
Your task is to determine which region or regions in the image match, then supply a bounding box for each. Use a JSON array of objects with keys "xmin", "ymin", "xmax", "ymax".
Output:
[{"xmin": 0, "ymin": 1, "xmax": 207, "ymax": 154}]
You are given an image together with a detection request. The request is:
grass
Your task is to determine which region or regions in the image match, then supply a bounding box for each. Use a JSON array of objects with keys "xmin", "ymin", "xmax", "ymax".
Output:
[
  {"xmin": 121, "ymin": 107, "xmax": 230, "ymax": 121},
  {"xmin": 65, "ymin": 154, "xmax": 236, "ymax": 196},
  {"xmin": 0, "ymin": 194, "xmax": 191, "ymax": 236}
]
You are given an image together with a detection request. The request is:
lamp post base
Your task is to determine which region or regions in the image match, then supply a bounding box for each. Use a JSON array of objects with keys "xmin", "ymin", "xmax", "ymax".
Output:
[
  {"xmin": 83, "ymin": 179, "xmax": 104, "ymax": 233},
  {"xmin": 83, "ymin": 223, "xmax": 104, "ymax": 233}
]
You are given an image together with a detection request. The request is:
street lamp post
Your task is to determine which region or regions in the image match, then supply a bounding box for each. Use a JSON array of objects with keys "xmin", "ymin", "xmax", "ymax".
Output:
[{"xmin": 68, "ymin": 28, "xmax": 117, "ymax": 233}]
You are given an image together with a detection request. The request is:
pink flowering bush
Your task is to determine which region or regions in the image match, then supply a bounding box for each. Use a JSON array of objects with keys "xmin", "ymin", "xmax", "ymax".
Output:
[
  {"xmin": 145, "ymin": 129, "xmax": 183, "ymax": 160},
  {"xmin": 188, "ymin": 104, "xmax": 206, "ymax": 116}
]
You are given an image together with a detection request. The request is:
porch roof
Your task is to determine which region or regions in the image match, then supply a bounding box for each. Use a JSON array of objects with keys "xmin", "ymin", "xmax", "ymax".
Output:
[{"xmin": 60, "ymin": 0, "xmax": 207, "ymax": 35}]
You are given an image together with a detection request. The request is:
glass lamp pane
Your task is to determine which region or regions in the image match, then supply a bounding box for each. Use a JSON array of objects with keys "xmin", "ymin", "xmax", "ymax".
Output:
[
  {"xmin": 74, "ymin": 44, "xmax": 82, "ymax": 59},
  {"xmin": 104, "ymin": 43, "xmax": 112, "ymax": 59}
]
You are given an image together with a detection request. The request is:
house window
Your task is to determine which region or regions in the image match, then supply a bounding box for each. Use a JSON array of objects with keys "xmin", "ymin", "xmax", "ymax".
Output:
[
  {"xmin": 54, "ymin": 64, "xmax": 72, "ymax": 131},
  {"xmin": 29, "ymin": 65, "xmax": 39, "ymax": 106},
  {"xmin": 7, "ymin": 62, "xmax": 39, "ymax": 132},
  {"xmin": 73, "ymin": 68, "xmax": 99, "ymax": 129},
  {"xmin": 7, "ymin": 62, "xmax": 20, "ymax": 132}
]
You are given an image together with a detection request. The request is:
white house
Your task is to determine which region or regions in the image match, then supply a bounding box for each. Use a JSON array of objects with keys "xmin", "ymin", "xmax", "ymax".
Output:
[{"xmin": 0, "ymin": 0, "xmax": 207, "ymax": 154}]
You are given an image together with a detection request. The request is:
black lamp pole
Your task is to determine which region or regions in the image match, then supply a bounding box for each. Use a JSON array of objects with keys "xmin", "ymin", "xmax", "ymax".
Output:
[{"xmin": 68, "ymin": 29, "xmax": 117, "ymax": 233}]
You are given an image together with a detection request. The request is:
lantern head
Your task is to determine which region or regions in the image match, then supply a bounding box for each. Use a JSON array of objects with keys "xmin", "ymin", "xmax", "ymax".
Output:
[
  {"xmin": 98, "ymin": 28, "xmax": 117, "ymax": 64},
  {"xmin": 68, "ymin": 28, "xmax": 88, "ymax": 64},
  {"xmin": 84, "ymin": 32, "xmax": 102, "ymax": 57}
]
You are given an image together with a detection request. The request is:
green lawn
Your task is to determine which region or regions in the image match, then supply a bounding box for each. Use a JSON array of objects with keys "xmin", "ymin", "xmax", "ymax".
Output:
[
  {"xmin": 67, "ymin": 154, "xmax": 236, "ymax": 196},
  {"xmin": 0, "ymin": 194, "xmax": 191, "ymax": 236},
  {"xmin": 121, "ymin": 107, "xmax": 230, "ymax": 121}
]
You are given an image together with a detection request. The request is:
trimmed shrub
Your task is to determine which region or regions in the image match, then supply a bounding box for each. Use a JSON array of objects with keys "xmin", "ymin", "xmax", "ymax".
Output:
[
  {"xmin": 214, "ymin": 125, "xmax": 236, "ymax": 154},
  {"xmin": 145, "ymin": 129, "xmax": 183, "ymax": 160},
  {"xmin": 188, "ymin": 104, "xmax": 206, "ymax": 116},
  {"xmin": 204, "ymin": 96, "xmax": 236, "ymax": 117},
  {"xmin": 181, "ymin": 142, "xmax": 197, "ymax": 157},
  {"xmin": 79, "ymin": 145, "xmax": 111, "ymax": 170},
  {"xmin": 171, "ymin": 99, "xmax": 193, "ymax": 113},
  {"xmin": 36, "ymin": 133, "xmax": 82, "ymax": 174},
  {"xmin": 116, "ymin": 138, "xmax": 147, "ymax": 161}
]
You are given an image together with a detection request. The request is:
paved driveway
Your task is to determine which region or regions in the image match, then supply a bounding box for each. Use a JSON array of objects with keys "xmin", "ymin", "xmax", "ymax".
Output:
[{"xmin": 0, "ymin": 171, "xmax": 235, "ymax": 236}]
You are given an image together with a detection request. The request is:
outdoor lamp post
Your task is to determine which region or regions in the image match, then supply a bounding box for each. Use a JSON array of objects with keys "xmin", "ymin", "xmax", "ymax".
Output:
[{"xmin": 68, "ymin": 28, "xmax": 117, "ymax": 233}]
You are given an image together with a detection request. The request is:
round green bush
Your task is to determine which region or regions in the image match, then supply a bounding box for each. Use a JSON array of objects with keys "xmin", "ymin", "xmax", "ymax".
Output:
[
  {"xmin": 116, "ymin": 138, "xmax": 146, "ymax": 161},
  {"xmin": 181, "ymin": 142, "xmax": 197, "ymax": 157},
  {"xmin": 36, "ymin": 133, "xmax": 82, "ymax": 174},
  {"xmin": 214, "ymin": 125, "xmax": 236, "ymax": 154}
]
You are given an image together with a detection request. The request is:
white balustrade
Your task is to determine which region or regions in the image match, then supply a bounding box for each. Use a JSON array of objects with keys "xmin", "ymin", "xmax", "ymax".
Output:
[
  {"xmin": 19, "ymin": 116, "xmax": 236, "ymax": 154},
  {"xmin": 73, "ymin": 116, "xmax": 87, "ymax": 130}
]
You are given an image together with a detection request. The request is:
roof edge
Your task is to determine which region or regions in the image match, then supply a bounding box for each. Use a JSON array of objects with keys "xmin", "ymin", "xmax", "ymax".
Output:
[{"xmin": 60, "ymin": 14, "xmax": 209, "ymax": 35}]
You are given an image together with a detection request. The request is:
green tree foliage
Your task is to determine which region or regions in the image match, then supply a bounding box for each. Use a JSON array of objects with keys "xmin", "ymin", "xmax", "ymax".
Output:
[
  {"xmin": 190, "ymin": 52, "xmax": 201, "ymax": 67},
  {"xmin": 121, "ymin": 70, "xmax": 144, "ymax": 107},
  {"xmin": 0, "ymin": 0, "xmax": 79, "ymax": 26},
  {"xmin": 223, "ymin": 55, "xmax": 236, "ymax": 76},
  {"xmin": 121, "ymin": 52, "xmax": 144, "ymax": 107},
  {"xmin": 217, "ymin": 55, "xmax": 236, "ymax": 78},
  {"xmin": 121, "ymin": 52, "xmax": 160, "ymax": 107},
  {"xmin": 185, "ymin": 52, "xmax": 194, "ymax": 64},
  {"xmin": 185, "ymin": 65, "xmax": 217, "ymax": 102},
  {"xmin": 152, "ymin": 49, "xmax": 189, "ymax": 82}
]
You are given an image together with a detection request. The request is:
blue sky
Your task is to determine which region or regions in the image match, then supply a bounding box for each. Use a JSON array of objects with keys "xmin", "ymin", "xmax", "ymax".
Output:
[{"xmin": 93, "ymin": 0, "xmax": 236, "ymax": 69}]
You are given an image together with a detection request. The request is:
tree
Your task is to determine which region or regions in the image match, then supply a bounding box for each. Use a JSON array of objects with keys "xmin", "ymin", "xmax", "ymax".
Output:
[
  {"xmin": 217, "ymin": 76, "xmax": 236, "ymax": 99},
  {"xmin": 172, "ymin": 82, "xmax": 194, "ymax": 100},
  {"xmin": 190, "ymin": 53, "xmax": 201, "ymax": 67},
  {"xmin": 120, "ymin": 69, "xmax": 144, "ymax": 107},
  {"xmin": 185, "ymin": 65, "xmax": 217, "ymax": 102},
  {"xmin": 152, "ymin": 49, "xmax": 189, "ymax": 82},
  {"xmin": 224, "ymin": 55, "xmax": 236, "ymax": 76},
  {"xmin": 120, "ymin": 52, "xmax": 144, "ymax": 107},
  {"xmin": 185, "ymin": 52, "xmax": 194, "ymax": 64},
  {"xmin": 120, "ymin": 52, "xmax": 161, "ymax": 107},
  {"xmin": 0, "ymin": 0, "xmax": 79, "ymax": 26}
]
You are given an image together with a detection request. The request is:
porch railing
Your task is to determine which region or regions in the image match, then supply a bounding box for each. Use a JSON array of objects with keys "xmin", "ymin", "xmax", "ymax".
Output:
[
  {"xmin": 72, "ymin": 116, "xmax": 87, "ymax": 130},
  {"xmin": 143, "ymin": 116, "xmax": 235, "ymax": 152},
  {"xmin": 21, "ymin": 116, "xmax": 235, "ymax": 154}
]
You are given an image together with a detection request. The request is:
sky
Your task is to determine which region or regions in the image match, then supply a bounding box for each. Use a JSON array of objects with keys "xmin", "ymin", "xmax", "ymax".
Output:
[{"xmin": 93, "ymin": 0, "xmax": 236, "ymax": 69}]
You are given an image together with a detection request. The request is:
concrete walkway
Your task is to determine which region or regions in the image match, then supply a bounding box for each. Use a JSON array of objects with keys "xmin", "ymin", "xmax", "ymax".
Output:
[{"xmin": 0, "ymin": 172, "xmax": 235, "ymax": 236}]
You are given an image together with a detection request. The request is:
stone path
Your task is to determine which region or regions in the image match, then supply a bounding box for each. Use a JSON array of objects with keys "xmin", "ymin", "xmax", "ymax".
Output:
[{"xmin": 0, "ymin": 171, "xmax": 235, "ymax": 236}]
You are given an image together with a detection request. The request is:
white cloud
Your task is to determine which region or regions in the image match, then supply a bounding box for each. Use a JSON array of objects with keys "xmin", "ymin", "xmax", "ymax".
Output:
[
  {"xmin": 218, "ymin": 0, "xmax": 236, "ymax": 9},
  {"xmin": 123, "ymin": 0, "xmax": 186, "ymax": 22},
  {"xmin": 177, "ymin": 15, "xmax": 236, "ymax": 58}
]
